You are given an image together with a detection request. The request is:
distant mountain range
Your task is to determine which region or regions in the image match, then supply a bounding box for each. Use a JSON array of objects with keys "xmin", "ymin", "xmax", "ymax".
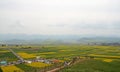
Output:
[{"xmin": 0, "ymin": 34, "xmax": 120, "ymax": 45}]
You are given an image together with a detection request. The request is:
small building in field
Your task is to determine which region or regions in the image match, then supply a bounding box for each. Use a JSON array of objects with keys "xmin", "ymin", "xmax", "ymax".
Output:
[
  {"xmin": 24, "ymin": 60, "xmax": 32, "ymax": 64},
  {"xmin": 51, "ymin": 59, "xmax": 61, "ymax": 63},
  {"xmin": 0, "ymin": 61, "xmax": 7, "ymax": 65}
]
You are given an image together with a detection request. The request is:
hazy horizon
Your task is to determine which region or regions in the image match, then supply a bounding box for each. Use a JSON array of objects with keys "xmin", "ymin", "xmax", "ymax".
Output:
[{"xmin": 0, "ymin": 0, "xmax": 120, "ymax": 36}]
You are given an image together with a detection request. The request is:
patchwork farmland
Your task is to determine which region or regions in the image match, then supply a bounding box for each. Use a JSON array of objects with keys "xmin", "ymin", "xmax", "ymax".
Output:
[{"xmin": 0, "ymin": 45, "xmax": 120, "ymax": 72}]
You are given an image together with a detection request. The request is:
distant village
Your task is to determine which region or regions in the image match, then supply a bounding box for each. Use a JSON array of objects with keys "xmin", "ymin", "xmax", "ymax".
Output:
[{"xmin": 0, "ymin": 56, "xmax": 62, "ymax": 66}]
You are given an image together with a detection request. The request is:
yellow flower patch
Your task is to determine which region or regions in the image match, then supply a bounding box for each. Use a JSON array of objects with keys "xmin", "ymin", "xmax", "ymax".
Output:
[
  {"xmin": 103, "ymin": 59, "xmax": 113, "ymax": 62},
  {"xmin": 89, "ymin": 54, "xmax": 105, "ymax": 56},
  {"xmin": 17, "ymin": 52, "xmax": 36, "ymax": 59},
  {"xmin": 1, "ymin": 65, "xmax": 24, "ymax": 72},
  {"xmin": 26, "ymin": 62, "xmax": 50, "ymax": 68},
  {"xmin": 0, "ymin": 51, "xmax": 9, "ymax": 53},
  {"xmin": 59, "ymin": 50, "xmax": 73, "ymax": 52},
  {"xmin": 94, "ymin": 58, "xmax": 113, "ymax": 62},
  {"xmin": 89, "ymin": 54, "xmax": 120, "ymax": 58},
  {"xmin": 39, "ymin": 52, "xmax": 56, "ymax": 54},
  {"xmin": 80, "ymin": 56, "xmax": 86, "ymax": 59},
  {"xmin": 64, "ymin": 58, "xmax": 71, "ymax": 60}
]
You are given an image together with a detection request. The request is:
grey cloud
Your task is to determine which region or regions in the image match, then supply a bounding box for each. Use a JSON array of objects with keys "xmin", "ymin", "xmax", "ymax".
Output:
[{"xmin": 0, "ymin": 0, "xmax": 120, "ymax": 35}]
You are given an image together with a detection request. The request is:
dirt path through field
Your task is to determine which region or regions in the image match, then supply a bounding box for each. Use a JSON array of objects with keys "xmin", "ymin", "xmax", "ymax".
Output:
[{"xmin": 46, "ymin": 58, "xmax": 88, "ymax": 72}]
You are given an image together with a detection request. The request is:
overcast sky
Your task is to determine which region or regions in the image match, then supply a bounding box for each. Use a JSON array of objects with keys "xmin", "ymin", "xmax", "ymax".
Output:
[{"xmin": 0, "ymin": 0, "xmax": 120, "ymax": 36}]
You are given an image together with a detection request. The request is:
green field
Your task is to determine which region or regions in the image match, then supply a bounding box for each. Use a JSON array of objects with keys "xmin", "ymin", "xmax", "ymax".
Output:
[
  {"xmin": 61, "ymin": 59, "xmax": 120, "ymax": 72},
  {"xmin": 0, "ymin": 45, "xmax": 120, "ymax": 72}
]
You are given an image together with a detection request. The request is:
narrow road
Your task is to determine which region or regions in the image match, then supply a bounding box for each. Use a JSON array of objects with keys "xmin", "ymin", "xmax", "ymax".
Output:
[
  {"xmin": 8, "ymin": 48, "xmax": 24, "ymax": 62},
  {"xmin": 46, "ymin": 58, "xmax": 87, "ymax": 72}
]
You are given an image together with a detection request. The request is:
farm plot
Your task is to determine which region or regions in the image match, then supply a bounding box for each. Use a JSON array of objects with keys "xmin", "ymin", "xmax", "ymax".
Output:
[
  {"xmin": 15, "ymin": 62, "xmax": 51, "ymax": 72},
  {"xmin": 1, "ymin": 65, "xmax": 24, "ymax": 72},
  {"xmin": 26, "ymin": 62, "xmax": 51, "ymax": 68},
  {"xmin": 10, "ymin": 45, "xmax": 120, "ymax": 59},
  {"xmin": 17, "ymin": 52, "xmax": 36, "ymax": 59},
  {"xmin": 0, "ymin": 51, "xmax": 18, "ymax": 62},
  {"xmin": 60, "ymin": 59, "xmax": 120, "ymax": 72}
]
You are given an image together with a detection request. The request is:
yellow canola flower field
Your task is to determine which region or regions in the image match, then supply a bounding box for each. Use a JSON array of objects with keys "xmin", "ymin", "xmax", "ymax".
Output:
[
  {"xmin": 89, "ymin": 54, "xmax": 120, "ymax": 58},
  {"xmin": 94, "ymin": 58, "xmax": 113, "ymax": 62},
  {"xmin": 17, "ymin": 52, "xmax": 36, "ymax": 59},
  {"xmin": 26, "ymin": 62, "xmax": 51, "ymax": 68},
  {"xmin": 103, "ymin": 59, "xmax": 113, "ymax": 62},
  {"xmin": 1, "ymin": 65, "xmax": 24, "ymax": 72},
  {"xmin": 39, "ymin": 52, "xmax": 56, "ymax": 54}
]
